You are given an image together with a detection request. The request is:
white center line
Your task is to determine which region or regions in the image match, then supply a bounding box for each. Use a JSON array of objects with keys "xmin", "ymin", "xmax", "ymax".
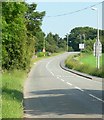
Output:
[
  {"xmin": 89, "ymin": 94, "xmax": 104, "ymax": 103},
  {"xmin": 75, "ymin": 86, "xmax": 84, "ymax": 92},
  {"xmin": 66, "ymin": 82, "xmax": 72, "ymax": 86}
]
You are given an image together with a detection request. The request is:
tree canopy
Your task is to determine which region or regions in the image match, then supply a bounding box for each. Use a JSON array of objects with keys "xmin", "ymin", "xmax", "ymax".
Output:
[
  {"xmin": 65, "ymin": 27, "xmax": 104, "ymax": 53},
  {"xmin": 2, "ymin": 2, "xmax": 45, "ymax": 70}
]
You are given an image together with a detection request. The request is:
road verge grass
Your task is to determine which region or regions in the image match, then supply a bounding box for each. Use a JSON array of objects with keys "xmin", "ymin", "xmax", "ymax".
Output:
[
  {"xmin": 2, "ymin": 70, "xmax": 26, "ymax": 118},
  {"xmin": 65, "ymin": 53, "xmax": 104, "ymax": 78}
]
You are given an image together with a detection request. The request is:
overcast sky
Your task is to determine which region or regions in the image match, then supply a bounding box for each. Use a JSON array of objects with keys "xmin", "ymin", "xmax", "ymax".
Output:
[{"xmin": 25, "ymin": 0, "xmax": 103, "ymax": 38}]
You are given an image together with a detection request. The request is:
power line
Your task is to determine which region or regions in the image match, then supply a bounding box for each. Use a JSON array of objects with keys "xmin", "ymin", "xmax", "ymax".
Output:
[{"xmin": 45, "ymin": 1, "xmax": 103, "ymax": 18}]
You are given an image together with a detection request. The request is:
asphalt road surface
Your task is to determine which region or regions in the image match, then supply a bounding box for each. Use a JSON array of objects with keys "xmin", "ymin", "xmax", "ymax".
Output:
[{"xmin": 24, "ymin": 52, "xmax": 103, "ymax": 119}]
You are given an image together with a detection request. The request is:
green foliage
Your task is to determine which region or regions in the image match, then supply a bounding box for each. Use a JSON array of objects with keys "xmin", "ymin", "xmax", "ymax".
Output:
[
  {"xmin": 25, "ymin": 3, "xmax": 45, "ymax": 36},
  {"xmin": 25, "ymin": 3, "xmax": 45, "ymax": 53},
  {"xmin": 65, "ymin": 53, "xmax": 103, "ymax": 78},
  {"xmin": 45, "ymin": 33, "xmax": 66, "ymax": 53},
  {"xmin": 35, "ymin": 31, "xmax": 45, "ymax": 52},
  {"xmin": 82, "ymin": 39, "xmax": 96, "ymax": 53},
  {"xmin": 66, "ymin": 27, "xmax": 104, "ymax": 52},
  {"xmin": 2, "ymin": 2, "xmax": 45, "ymax": 70},
  {"xmin": 2, "ymin": 70, "xmax": 26, "ymax": 118},
  {"xmin": 36, "ymin": 52, "xmax": 45, "ymax": 57}
]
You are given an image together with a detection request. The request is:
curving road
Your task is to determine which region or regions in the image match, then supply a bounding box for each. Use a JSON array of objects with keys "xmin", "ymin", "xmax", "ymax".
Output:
[{"xmin": 24, "ymin": 52, "xmax": 103, "ymax": 119}]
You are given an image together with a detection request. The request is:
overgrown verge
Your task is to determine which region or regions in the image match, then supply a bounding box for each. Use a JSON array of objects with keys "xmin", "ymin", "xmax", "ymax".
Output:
[
  {"xmin": 2, "ymin": 70, "xmax": 26, "ymax": 118},
  {"xmin": 65, "ymin": 53, "xmax": 104, "ymax": 78}
]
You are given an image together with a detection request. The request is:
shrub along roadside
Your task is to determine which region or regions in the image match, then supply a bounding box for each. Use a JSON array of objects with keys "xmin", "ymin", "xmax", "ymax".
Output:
[{"xmin": 65, "ymin": 53, "xmax": 104, "ymax": 78}]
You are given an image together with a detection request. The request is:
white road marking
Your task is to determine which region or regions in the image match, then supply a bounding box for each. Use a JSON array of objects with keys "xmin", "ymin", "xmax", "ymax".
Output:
[
  {"xmin": 89, "ymin": 94, "xmax": 104, "ymax": 103},
  {"xmin": 57, "ymin": 76, "xmax": 59, "ymax": 79},
  {"xmin": 75, "ymin": 86, "xmax": 84, "ymax": 92},
  {"xmin": 46, "ymin": 59, "xmax": 55, "ymax": 76},
  {"xmin": 51, "ymin": 72, "xmax": 54, "ymax": 76},
  {"xmin": 66, "ymin": 82, "xmax": 72, "ymax": 86},
  {"xmin": 61, "ymin": 79, "xmax": 65, "ymax": 82},
  {"xmin": 45, "ymin": 55, "xmax": 103, "ymax": 104}
]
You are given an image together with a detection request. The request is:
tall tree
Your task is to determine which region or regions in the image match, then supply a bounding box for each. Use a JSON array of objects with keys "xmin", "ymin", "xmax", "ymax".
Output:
[
  {"xmin": 2, "ymin": 2, "xmax": 29, "ymax": 69},
  {"xmin": 67, "ymin": 27, "xmax": 98, "ymax": 51}
]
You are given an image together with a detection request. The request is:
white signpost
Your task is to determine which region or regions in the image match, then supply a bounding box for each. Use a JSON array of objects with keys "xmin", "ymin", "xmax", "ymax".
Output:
[
  {"xmin": 93, "ymin": 40, "xmax": 102, "ymax": 69},
  {"xmin": 93, "ymin": 41, "xmax": 102, "ymax": 57}
]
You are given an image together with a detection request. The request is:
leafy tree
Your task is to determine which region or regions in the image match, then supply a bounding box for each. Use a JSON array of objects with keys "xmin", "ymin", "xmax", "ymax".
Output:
[
  {"xmin": 35, "ymin": 31, "xmax": 45, "ymax": 52},
  {"xmin": 66, "ymin": 26, "xmax": 103, "ymax": 52},
  {"xmin": 25, "ymin": 3, "xmax": 45, "ymax": 35},
  {"xmin": 25, "ymin": 3, "xmax": 45, "ymax": 53},
  {"xmin": 2, "ymin": 2, "xmax": 45, "ymax": 70},
  {"xmin": 2, "ymin": 2, "xmax": 29, "ymax": 69},
  {"xmin": 45, "ymin": 33, "xmax": 66, "ymax": 53}
]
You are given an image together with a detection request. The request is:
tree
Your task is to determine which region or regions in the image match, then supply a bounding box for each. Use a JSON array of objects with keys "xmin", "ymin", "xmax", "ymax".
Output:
[
  {"xmin": 2, "ymin": 2, "xmax": 45, "ymax": 70},
  {"xmin": 35, "ymin": 31, "xmax": 45, "ymax": 52},
  {"xmin": 45, "ymin": 33, "xmax": 66, "ymax": 53},
  {"xmin": 2, "ymin": 2, "xmax": 29, "ymax": 69},
  {"xmin": 66, "ymin": 26, "xmax": 102, "ymax": 51}
]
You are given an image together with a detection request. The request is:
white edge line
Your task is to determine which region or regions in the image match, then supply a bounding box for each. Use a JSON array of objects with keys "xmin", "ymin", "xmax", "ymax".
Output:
[
  {"xmin": 75, "ymin": 86, "xmax": 84, "ymax": 92},
  {"xmin": 89, "ymin": 94, "xmax": 104, "ymax": 103}
]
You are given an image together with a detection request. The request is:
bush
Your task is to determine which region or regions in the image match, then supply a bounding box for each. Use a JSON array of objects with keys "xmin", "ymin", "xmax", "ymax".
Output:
[{"xmin": 36, "ymin": 52, "xmax": 45, "ymax": 57}]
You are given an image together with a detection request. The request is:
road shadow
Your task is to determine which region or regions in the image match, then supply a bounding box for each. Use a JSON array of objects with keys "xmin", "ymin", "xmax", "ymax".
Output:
[
  {"xmin": 24, "ymin": 89, "xmax": 104, "ymax": 116},
  {"xmin": 2, "ymin": 87, "xmax": 23, "ymax": 102}
]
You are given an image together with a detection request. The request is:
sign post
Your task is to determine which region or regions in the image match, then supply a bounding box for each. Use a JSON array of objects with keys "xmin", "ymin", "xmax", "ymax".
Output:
[{"xmin": 93, "ymin": 40, "xmax": 102, "ymax": 69}]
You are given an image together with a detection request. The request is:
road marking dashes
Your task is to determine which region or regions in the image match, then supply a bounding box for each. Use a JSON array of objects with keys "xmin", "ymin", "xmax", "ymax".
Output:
[
  {"xmin": 51, "ymin": 72, "xmax": 54, "ymax": 76},
  {"xmin": 46, "ymin": 58, "xmax": 103, "ymax": 103},
  {"xmin": 61, "ymin": 79, "xmax": 65, "ymax": 82},
  {"xmin": 89, "ymin": 94, "xmax": 104, "ymax": 103}
]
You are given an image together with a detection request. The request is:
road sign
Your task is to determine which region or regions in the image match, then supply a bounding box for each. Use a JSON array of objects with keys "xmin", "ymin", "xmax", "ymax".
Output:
[
  {"xmin": 79, "ymin": 43, "xmax": 85, "ymax": 50},
  {"xmin": 42, "ymin": 48, "xmax": 45, "ymax": 52},
  {"xmin": 93, "ymin": 41, "xmax": 102, "ymax": 57}
]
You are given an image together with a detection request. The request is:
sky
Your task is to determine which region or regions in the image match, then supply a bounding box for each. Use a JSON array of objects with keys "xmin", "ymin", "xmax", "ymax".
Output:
[{"xmin": 25, "ymin": 0, "xmax": 103, "ymax": 38}]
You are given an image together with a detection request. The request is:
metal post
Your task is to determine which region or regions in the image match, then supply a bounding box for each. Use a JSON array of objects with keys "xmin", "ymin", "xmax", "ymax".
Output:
[
  {"xmin": 92, "ymin": 7, "xmax": 100, "ymax": 69},
  {"xmin": 67, "ymin": 34, "xmax": 68, "ymax": 52},
  {"xmin": 97, "ymin": 8, "xmax": 100, "ymax": 69},
  {"xmin": 43, "ymin": 38, "xmax": 45, "ymax": 56}
]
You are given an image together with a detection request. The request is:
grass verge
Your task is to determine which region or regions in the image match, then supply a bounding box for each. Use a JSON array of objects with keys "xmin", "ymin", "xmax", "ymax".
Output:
[
  {"xmin": 65, "ymin": 53, "xmax": 104, "ymax": 78},
  {"xmin": 2, "ymin": 70, "xmax": 26, "ymax": 118}
]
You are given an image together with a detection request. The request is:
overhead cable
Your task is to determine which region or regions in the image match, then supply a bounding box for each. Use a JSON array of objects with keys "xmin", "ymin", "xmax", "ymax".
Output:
[{"xmin": 46, "ymin": 1, "xmax": 103, "ymax": 18}]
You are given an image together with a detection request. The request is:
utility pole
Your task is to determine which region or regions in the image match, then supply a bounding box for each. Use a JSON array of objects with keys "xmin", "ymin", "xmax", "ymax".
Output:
[
  {"xmin": 67, "ymin": 34, "xmax": 68, "ymax": 52},
  {"xmin": 92, "ymin": 7, "xmax": 102, "ymax": 69},
  {"xmin": 43, "ymin": 38, "xmax": 46, "ymax": 56}
]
